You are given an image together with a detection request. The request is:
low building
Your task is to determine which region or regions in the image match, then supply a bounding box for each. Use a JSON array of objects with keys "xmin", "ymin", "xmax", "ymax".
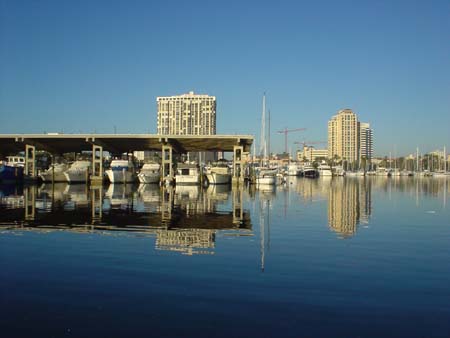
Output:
[{"xmin": 297, "ymin": 146, "xmax": 328, "ymax": 162}]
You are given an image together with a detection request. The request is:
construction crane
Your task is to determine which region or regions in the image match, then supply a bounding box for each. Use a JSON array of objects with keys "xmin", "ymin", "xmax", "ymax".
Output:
[{"xmin": 277, "ymin": 128, "xmax": 307, "ymax": 154}]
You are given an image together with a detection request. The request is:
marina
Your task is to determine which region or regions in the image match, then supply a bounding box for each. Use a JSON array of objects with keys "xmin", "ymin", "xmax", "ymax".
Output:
[
  {"xmin": 0, "ymin": 134, "xmax": 253, "ymax": 185},
  {"xmin": 1, "ymin": 176, "xmax": 449, "ymax": 337},
  {"xmin": 2, "ymin": 1, "xmax": 449, "ymax": 337}
]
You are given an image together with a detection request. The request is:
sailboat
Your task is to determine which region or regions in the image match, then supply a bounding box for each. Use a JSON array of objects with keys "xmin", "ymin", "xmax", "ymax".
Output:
[
  {"xmin": 255, "ymin": 93, "xmax": 280, "ymax": 186},
  {"xmin": 433, "ymin": 146, "xmax": 448, "ymax": 177}
]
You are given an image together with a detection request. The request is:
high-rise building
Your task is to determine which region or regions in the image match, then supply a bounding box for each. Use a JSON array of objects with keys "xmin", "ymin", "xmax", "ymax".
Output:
[
  {"xmin": 328, "ymin": 109, "xmax": 373, "ymax": 165},
  {"xmin": 359, "ymin": 122, "xmax": 373, "ymax": 162},
  {"xmin": 328, "ymin": 109, "xmax": 359, "ymax": 163},
  {"xmin": 157, "ymin": 91, "xmax": 216, "ymax": 135}
]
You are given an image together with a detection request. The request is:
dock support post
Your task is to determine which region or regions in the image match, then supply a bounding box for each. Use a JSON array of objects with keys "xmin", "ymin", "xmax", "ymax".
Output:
[
  {"xmin": 91, "ymin": 144, "xmax": 103, "ymax": 185},
  {"xmin": 232, "ymin": 145, "xmax": 244, "ymax": 186},
  {"xmin": 232, "ymin": 186, "xmax": 243, "ymax": 225},
  {"xmin": 91, "ymin": 185, "xmax": 103, "ymax": 224},
  {"xmin": 161, "ymin": 144, "xmax": 173, "ymax": 185},
  {"xmin": 161, "ymin": 186, "xmax": 174, "ymax": 226},
  {"xmin": 25, "ymin": 144, "xmax": 36, "ymax": 179},
  {"xmin": 24, "ymin": 185, "xmax": 36, "ymax": 221}
]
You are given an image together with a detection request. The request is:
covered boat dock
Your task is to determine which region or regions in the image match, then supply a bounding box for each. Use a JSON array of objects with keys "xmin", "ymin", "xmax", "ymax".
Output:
[{"xmin": 0, "ymin": 134, "xmax": 253, "ymax": 184}]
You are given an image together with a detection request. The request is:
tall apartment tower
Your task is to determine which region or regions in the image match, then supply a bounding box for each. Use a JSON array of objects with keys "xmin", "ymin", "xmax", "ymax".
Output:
[
  {"xmin": 328, "ymin": 109, "xmax": 359, "ymax": 163},
  {"xmin": 328, "ymin": 109, "xmax": 373, "ymax": 165},
  {"xmin": 359, "ymin": 122, "xmax": 373, "ymax": 161},
  {"xmin": 157, "ymin": 91, "xmax": 216, "ymax": 135}
]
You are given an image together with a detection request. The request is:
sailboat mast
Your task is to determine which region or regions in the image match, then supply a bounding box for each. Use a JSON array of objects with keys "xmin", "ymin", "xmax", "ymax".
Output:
[
  {"xmin": 444, "ymin": 146, "xmax": 447, "ymax": 172},
  {"xmin": 416, "ymin": 147, "xmax": 419, "ymax": 172},
  {"xmin": 260, "ymin": 93, "xmax": 267, "ymax": 163},
  {"xmin": 268, "ymin": 109, "xmax": 271, "ymax": 164}
]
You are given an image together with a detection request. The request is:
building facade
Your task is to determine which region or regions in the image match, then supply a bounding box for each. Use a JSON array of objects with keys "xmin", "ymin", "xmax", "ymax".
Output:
[
  {"xmin": 359, "ymin": 122, "xmax": 373, "ymax": 162},
  {"xmin": 157, "ymin": 91, "xmax": 216, "ymax": 135},
  {"xmin": 328, "ymin": 109, "xmax": 373, "ymax": 165},
  {"xmin": 328, "ymin": 109, "xmax": 359, "ymax": 163},
  {"xmin": 297, "ymin": 146, "xmax": 328, "ymax": 162}
]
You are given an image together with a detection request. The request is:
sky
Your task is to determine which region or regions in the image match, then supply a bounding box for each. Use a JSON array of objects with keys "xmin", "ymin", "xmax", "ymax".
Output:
[{"xmin": 1, "ymin": 0, "xmax": 449, "ymax": 156}]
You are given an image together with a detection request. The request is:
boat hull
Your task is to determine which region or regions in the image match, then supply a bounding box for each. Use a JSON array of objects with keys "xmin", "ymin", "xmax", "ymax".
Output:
[
  {"xmin": 138, "ymin": 172, "xmax": 160, "ymax": 184},
  {"xmin": 0, "ymin": 165, "xmax": 23, "ymax": 183},
  {"xmin": 175, "ymin": 175, "xmax": 200, "ymax": 185},
  {"xmin": 64, "ymin": 170, "xmax": 90, "ymax": 183},
  {"xmin": 40, "ymin": 171, "xmax": 67, "ymax": 182},
  {"xmin": 319, "ymin": 170, "xmax": 333, "ymax": 177},
  {"xmin": 304, "ymin": 169, "xmax": 318, "ymax": 178},
  {"xmin": 206, "ymin": 173, "xmax": 231, "ymax": 185},
  {"xmin": 256, "ymin": 175, "xmax": 276, "ymax": 185}
]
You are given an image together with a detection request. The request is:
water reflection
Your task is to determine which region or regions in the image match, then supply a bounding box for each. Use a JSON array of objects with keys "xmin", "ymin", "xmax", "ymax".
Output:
[
  {"xmin": 327, "ymin": 178, "xmax": 372, "ymax": 238},
  {"xmin": 0, "ymin": 183, "xmax": 252, "ymax": 256},
  {"xmin": 0, "ymin": 176, "xmax": 448, "ymax": 244}
]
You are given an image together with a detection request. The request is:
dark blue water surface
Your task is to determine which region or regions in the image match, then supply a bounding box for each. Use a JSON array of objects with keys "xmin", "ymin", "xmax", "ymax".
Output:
[{"xmin": 1, "ymin": 177, "xmax": 450, "ymax": 338}]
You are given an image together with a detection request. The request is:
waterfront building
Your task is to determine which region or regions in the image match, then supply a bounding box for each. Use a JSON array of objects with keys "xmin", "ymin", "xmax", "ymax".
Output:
[
  {"xmin": 328, "ymin": 109, "xmax": 373, "ymax": 166},
  {"xmin": 157, "ymin": 91, "xmax": 216, "ymax": 136},
  {"xmin": 297, "ymin": 146, "xmax": 328, "ymax": 162},
  {"xmin": 359, "ymin": 122, "xmax": 373, "ymax": 162}
]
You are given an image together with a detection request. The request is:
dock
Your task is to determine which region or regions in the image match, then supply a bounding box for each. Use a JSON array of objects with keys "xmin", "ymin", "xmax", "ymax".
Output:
[{"xmin": 0, "ymin": 133, "xmax": 253, "ymax": 184}]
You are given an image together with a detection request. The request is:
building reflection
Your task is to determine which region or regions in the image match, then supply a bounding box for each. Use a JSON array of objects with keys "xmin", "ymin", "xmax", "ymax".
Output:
[
  {"xmin": 0, "ymin": 183, "xmax": 252, "ymax": 256},
  {"xmin": 327, "ymin": 178, "xmax": 372, "ymax": 238}
]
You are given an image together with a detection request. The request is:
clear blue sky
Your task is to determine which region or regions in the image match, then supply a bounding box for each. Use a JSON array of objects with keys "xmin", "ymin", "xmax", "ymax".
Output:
[{"xmin": 1, "ymin": 0, "xmax": 449, "ymax": 156}]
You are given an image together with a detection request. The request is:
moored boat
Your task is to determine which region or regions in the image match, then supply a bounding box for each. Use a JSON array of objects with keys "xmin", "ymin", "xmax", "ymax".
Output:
[
  {"xmin": 205, "ymin": 160, "xmax": 231, "ymax": 185},
  {"xmin": 303, "ymin": 165, "xmax": 318, "ymax": 178},
  {"xmin": 175, "ymin": 163, "xmax": 200, "ymax": 185},
  {"xmin": 138, "ymin": 163, "xmax": 160, "ymax": 184},
  {"xmin": 255, "ymin": 168, "xmax": 279, "ymax": 185},
  {"xmin": 40, "ymin": 163, "xmax": 69, "ymax": 182},
  {"xmin": 106, "ymin": 159, "xmax": 137, "ymax": 183},
  {"xmin": 318, "ymin": 164, "xmax": 333, "ymax": 177},
  {"xmin": 64, "ymin": 160, "xmax": 91, "ymax": 183},
  {"xmin": 287, "ymin": 163, "xmax": 302, "ymax": 176},
  {"xmin": 0, "ymin": 162, "xmax": 24, "ymax": 183}
]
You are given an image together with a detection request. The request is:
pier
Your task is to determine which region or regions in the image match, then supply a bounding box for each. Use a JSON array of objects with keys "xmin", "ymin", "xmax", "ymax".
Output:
[{"xmin": 0, "ymin": 134, "xmax": 253, "ymax": 184}]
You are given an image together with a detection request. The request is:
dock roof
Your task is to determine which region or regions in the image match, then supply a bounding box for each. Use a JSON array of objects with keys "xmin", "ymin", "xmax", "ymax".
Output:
[{"xmin": 0, "ymin": 134, "xmax": 253, "ymax": 155}]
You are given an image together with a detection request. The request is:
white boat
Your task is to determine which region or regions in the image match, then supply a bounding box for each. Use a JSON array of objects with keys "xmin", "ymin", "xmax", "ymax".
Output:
[
  {"xmin": 40, "ymin": 163, "xmax": 69, "ymax": 182},
  {"xmin": 375, "ymin": 167, "xmax": 389, "ymax": 176},
  {"xmin": 106, "ymin": 159, "xmax": 137, "ymax": 183},
  {"xmin": 138, "ymin": 163, "xmax": 160, "ymax": 184},
  {"xmin": 287, "ymin": 163, "xmax": 302, "ymax": 176},
  {"xmin": 255, "ymin": 168, "xmax": 280, "ymax": 185},
  {"xmin": 254, "ymin": 94, "xmax": 281, "ymax": 186},
  {"xmin": 333, "ymin": 166, "xmax": 345, "ymax": 176},
  {"xmin": 390, "ymin": 169, "xmax": 401, "ymax": 177},
  {"xmin": 205, "ymin": 161, "xmax": 231, "ymax": 185},
  {"xmin": 318, "ymin": 164, "xmax": 333, "ymax": 177},
  {"xmin": 175, "ymin": 163, "xmax": 200, "ymax": 185},
  {"xmin": 64, "ymin": 160, "xmax": 91, "ymax": 183}
]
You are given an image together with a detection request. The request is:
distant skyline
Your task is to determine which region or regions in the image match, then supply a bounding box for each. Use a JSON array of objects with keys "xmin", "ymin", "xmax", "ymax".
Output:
[{"xmin": 1, "ymin": 0, "xmax": 449, "ymax": 156}]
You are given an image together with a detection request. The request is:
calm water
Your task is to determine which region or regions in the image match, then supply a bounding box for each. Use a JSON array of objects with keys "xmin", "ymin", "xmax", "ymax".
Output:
[{"xmin": 1, "ymin": 177, "xmax": 450, "ymax": 338}]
